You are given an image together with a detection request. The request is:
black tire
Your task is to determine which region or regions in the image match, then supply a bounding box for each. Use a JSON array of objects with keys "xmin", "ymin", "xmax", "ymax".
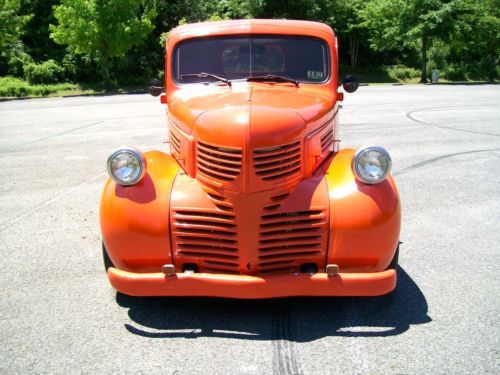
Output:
[
  {"xmin": 386, "ymin": 243, "xmax": 399, "ymax": 270},
  {"xmin": 102, "ymin": 242, "xmax": 115, "ymax": 271}
]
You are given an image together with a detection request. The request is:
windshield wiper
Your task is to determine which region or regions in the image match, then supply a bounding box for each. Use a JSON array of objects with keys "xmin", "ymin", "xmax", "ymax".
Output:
[
  {"xmin": 246, "ymin": 74, "xmax": 299, "ymax": 86},
  {"xmin": 180, "ymin": 72, "xmax": 231, "ymax": 86}
]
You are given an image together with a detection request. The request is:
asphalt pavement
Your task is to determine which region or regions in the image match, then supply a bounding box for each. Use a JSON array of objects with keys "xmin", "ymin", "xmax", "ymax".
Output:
[{"xmin": 0, "ymin": 84, "xmax": 499, "ymax": 374}]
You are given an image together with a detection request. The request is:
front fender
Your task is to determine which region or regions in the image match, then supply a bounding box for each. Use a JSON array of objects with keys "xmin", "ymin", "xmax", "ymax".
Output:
[
  {"xmin": 325, "ymin": 149, "xmax": 401, "ymax": 272},
  {"xmin": 100, "ymin": 150, "xmax": 180, "ymax": 272}
]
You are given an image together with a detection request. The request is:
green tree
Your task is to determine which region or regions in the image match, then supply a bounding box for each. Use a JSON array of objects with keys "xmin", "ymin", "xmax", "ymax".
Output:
[
  {"xmin": 450, "ymin": 0, "xmax": 499, "ymax": 81},
  {"xmin": 0, "ymin": 0, "xmax": 31, "ymax": 53},
  {"xmin": 253, "ymin": 0, "xmax": 331, "ymax": 21},
  {"xmin": 19, "ymin": 0, "xmax": 64, "ymax": 62},
  {"xmin": 362, "ymin": 0, "xmax": 458, "ymax": 82},
  {"xmin": 326, "ymin": 0, "xmax": 368, "ymax": 67},
  {"xmin": 50, "ymin": 0, "xmax": 156, "ymax": 87}
]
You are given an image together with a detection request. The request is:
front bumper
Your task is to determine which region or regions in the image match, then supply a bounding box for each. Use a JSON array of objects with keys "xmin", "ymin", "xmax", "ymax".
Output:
[{"xmin": 107, "ymin": 267, "xmax": 396, "ymax": 298}]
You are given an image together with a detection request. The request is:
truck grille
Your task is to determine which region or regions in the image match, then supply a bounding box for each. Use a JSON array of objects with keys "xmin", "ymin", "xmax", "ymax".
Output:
[
  {"xmin": 197, "ymin": 141, "xmax": 242, "ymax": 181},
  {"xmin": 169, "ymin": 123, "xmax": 181, "ymax": 158},
  {"xmin": 172, "ymin": 209, "xmax": 240, "ymax": 273},
  {"xmin": 253, "ymin": 141, "xmax": 302, "ymax": 180},
  {"xmin": 320, "ymin": 125, "xmax": 334, "ymax": 153},
  {"xmin": 205, "ymin": 189, "xmax": 235, "ymax": 213},
  {"xmin": 263, "ymin": 192, "xmax": 290, "ymax": 212},
  {"xmin": 257, "ymin": 209, "xmax": 326, "ymax": 274}
]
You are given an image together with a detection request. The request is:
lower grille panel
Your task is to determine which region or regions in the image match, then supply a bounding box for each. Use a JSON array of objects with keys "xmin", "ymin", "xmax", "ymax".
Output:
[
  {"xmin": 172, "ymin": 208, "xmax": 240, "ymax": 274},
  {"xmin": 170, "ymin": 172, "xmax": 329, "ymax": 276},
  {"xmin": 257, "ymin": 209, "xmax": 326, "ymax": 274}
]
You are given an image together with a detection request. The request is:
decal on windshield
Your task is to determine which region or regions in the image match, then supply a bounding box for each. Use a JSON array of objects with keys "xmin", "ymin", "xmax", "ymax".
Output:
[{"xmin": 307, "ymin": 71, "xmax": 324, "ymax": 80}]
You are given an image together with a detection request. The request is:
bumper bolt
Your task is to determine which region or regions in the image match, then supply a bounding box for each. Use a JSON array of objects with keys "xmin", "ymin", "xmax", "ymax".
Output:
[
  {"xmin": 326, "ymin": 264, "xmax": 339, "ymax": 276},
  {"xmin": 162, "ymin": 264, "xmax": 176, "ymax": 276}
]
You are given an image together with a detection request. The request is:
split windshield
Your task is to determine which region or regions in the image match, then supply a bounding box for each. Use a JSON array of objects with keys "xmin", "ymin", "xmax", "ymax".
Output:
[{"xmin": 173, "ymin": 36, "xmax": 330, "ymax": 84}]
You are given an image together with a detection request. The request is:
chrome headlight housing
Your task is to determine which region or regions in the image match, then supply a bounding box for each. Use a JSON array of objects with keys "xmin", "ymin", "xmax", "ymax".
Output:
[
  {"xmin": 352, "ymin": 146, "xmax": 392, "ymax": 184},
  {"xmin": 107, "ymin": 147, "xmax": 146, "ymax": 186}
]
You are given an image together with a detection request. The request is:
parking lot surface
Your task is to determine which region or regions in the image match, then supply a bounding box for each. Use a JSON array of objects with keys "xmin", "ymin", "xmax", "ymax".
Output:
[{"xmin": 0, "ymin": 85, "xmax": 499, "ymax": 374}]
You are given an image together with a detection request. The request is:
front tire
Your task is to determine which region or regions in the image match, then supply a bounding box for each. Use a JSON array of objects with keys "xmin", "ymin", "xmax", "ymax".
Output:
[
  {"xmin": 102, "ymin": 242, "xmax": 114, "ymax": 271},
  {"xmin": 386, "ymin": 244, "xmax": 399, "ymax": 270}
]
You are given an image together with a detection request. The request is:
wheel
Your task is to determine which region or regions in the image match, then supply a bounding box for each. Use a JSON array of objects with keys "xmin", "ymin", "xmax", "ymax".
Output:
[
  {"xmin": 386, "ymin": 244, "xmax": 399, "ymax": 270},
  {"xmin": 102, "ymin": 242, "xmax": 115, "ymax": 271}
]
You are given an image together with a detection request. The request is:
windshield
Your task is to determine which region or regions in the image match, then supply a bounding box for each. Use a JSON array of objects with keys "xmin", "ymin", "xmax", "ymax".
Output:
[{"xmin": 173, "ymin": 36, "xmax": 330, "ymax": 84}]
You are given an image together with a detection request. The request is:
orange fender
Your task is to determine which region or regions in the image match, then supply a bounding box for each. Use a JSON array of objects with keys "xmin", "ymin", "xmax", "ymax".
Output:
[
  {"xmin": 325, "ymin": 149, "xmax": 401, "ymax": 272},
  {"xmin": 100, "ymin": 151, "xmax": 179, "ymax": 272}
]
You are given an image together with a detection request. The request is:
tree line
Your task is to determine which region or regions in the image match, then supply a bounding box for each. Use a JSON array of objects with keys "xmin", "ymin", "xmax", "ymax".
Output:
[{"xmin": 1, "ymin": 0, "xmax": 498, "ymax": 89}]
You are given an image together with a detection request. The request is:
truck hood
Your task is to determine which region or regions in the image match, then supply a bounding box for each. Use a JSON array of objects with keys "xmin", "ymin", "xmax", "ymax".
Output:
[{"xmin": 168, "ymin": 83, "xmax": 333, "ymax": 148}]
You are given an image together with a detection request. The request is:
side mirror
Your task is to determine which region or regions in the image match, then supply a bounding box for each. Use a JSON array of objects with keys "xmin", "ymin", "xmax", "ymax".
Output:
[
  {"xmin": 148, "ymin": 78, "xmax": 163, "ymax": 97},
  {"xmin": 342, "ymin": 75, "xmax": 359, "ymax": 93}
]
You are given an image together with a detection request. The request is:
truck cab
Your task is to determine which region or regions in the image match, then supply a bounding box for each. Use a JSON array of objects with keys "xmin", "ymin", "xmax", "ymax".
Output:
[{"xmin": 100, "ymin": 19, "xmax": 401, "ymax": 298}]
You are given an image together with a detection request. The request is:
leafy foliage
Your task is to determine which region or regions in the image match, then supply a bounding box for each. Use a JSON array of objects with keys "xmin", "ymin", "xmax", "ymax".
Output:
[
  {"xmin": 24, "ymin": 59, "xmax": 65, "ymax": 84},
  {"xmin": 362, "ymin": 0, "xmax": 461, "ymax": 82},
  {"xmin": 4, "ymin": 40, "xmax": 33, "ymax": 76},
  {"xmin": 387, "ymin": 65, "xmax": 421, "ymax": 80},
  {"xmin": 0, "ymin": 0, "xmax": 498, "ymax": 94},
  {"xmin": 0, "ymin": 0, "xmax": 31, "ymax": 51},
  {"xmin": 50, "ymin": 0, "xmax": 156, "ymax": 86}
]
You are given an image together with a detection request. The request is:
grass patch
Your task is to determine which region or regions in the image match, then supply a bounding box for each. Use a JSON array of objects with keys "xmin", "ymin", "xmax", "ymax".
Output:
[
  {"xmin": 2, "ymin": 70, "xmax": 495, "ymax": 99},
  {"xmin": 341, "ymin": 65, "xmax": 496, "ymax": 84},
  {"xmin": 340, "ymin": 65, "xmax": 422, "ymax": 83},
  {"xmin": 0, "ymin": 76, "xmax": 81, "ymax": 97},
  {"xmin": 340, "ymin": 65, "xmax": 397, "ymax": 83},
  {"xmin": 0, "ymin": 76, "xmax": 148, "ymax": 98}
]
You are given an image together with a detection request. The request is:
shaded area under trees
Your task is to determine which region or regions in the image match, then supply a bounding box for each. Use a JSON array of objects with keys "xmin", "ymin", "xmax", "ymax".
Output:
[{"xmin": 0, "ymin": 0, "xmax": 498, "ymax": 90}]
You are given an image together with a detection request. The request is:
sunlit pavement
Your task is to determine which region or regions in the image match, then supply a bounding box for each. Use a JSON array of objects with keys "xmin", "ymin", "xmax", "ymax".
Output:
[{"xmin": 0, "ymin": 84, "xmax": 499, "ymax": 374}]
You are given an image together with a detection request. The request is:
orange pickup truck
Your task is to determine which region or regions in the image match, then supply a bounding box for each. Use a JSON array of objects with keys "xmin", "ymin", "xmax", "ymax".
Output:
[{"xmin": 100, "ymin": 19, "xmax": 401, "ymax": 298}]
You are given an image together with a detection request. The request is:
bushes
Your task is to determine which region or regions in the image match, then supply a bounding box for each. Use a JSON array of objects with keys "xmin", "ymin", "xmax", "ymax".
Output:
[
  {"xmin": 433, "ymin": 59, "xmax": 498, "ymax": 82},
  {"xmin": 0, "ymin": 77, "xmax": 77, "ymax": 97},
  {"xmin": 6, "ymin": 41, "xmax": 34, "ymax": 77},
  {"xmin": 23, "ymin": 59, "xmax": 65, "ymax": 84},
  {"xmin": 476, "ymin": 56, "xmax": 499, "ymax": 82},
  {"xmin": 386, "ymin": 65, "xmax": 420, "ymax": 81},
  {"xmin": 443, "ymin": 64, "xmax": 467, "ymax": 81}
]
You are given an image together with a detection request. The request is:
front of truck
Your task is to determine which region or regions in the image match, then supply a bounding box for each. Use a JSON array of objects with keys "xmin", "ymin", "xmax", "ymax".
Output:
[{"xmin": 100, "ymin": 20, "xmax": 401, "ymax": 298}]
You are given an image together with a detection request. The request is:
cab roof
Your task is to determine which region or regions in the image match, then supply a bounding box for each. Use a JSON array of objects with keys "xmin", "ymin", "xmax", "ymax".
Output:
[{"xmin": 168, "ymin": 19, "xmax": 335, "ymax": 45}]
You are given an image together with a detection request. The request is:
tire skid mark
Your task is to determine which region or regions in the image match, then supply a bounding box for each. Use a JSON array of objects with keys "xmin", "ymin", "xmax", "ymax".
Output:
[
  {"xmin": 406, "ymin": 106, "xmax": 500, "ymax": 137},
  {"xmin": 393, "ymin": 148, "xmax": 500, "ymax": 177},
  {"xmin": 343, "ymin": 299, "xmax": 370, "ymax": 372},
  {"xmin": 272, "ymin": 304, "xmax": 301, "ymax": 375}
]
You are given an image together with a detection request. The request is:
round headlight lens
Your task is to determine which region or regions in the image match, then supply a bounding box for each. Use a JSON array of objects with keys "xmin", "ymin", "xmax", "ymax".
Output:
[
  {"xmin": 107, "ymin": 148, "xmax": 146, "ymax": 186},
  {"xmin": 352, "ymin": 146, "xmax": 392, "ymax": 184}
]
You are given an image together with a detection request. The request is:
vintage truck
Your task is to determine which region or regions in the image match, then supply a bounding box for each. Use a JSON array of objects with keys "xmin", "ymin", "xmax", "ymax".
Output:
[{"xmin": 100, "ymin": 19, "xmax": 401, "ymax": 298}]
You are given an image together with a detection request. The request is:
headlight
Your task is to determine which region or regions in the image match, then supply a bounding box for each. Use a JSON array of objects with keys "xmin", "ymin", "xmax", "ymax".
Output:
[
  {"xmin": 106, "ymin": 147, "xmax": 146, "ymax": 186},
  {"xmin": 352, "ymin": 146, "xmax": 392, "ymax": 184}
]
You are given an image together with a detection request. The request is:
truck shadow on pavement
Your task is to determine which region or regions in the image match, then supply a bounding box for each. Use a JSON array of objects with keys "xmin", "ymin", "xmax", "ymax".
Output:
[{"xmin": 117, "ymin": 267, "xmax": 431, "ymax": 341}]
